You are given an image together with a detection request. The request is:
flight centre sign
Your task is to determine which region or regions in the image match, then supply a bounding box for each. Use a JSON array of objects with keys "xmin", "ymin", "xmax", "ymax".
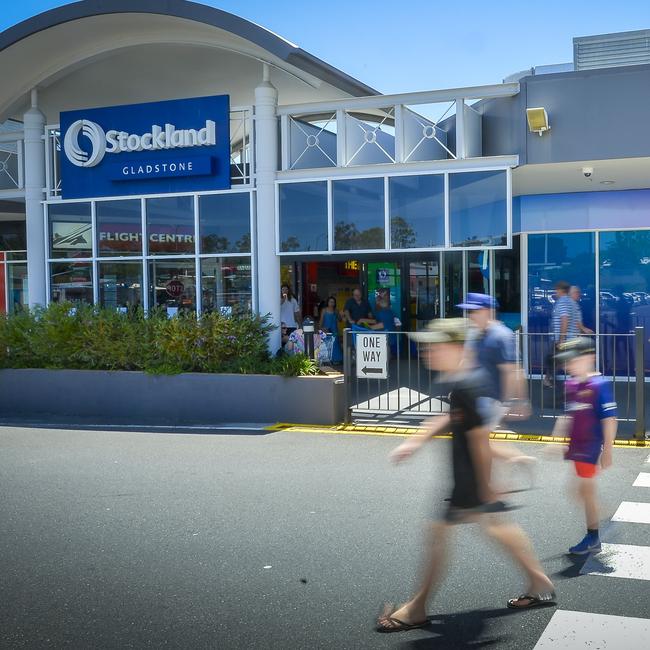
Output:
[{"xmin": 59, "ymin": 95, "xmax": 231, "ymax": 199}]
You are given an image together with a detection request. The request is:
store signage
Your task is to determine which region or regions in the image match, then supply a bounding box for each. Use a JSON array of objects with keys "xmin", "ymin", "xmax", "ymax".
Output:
[
  {"xmin": 166, "ymin": 280, "xmax": 185, "ymax": 298},
  {"xmin": 60, "ymin": 95, "xmax": 230, "ymax": 199},
  {"xmin": 356, "ymin": 333, "xmax": 388, "ymax": 379}
]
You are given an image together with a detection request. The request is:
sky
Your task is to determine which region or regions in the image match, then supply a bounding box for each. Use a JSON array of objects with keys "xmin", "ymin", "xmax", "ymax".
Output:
[{"xmin": 2, "ymin": 0, "xmax": 650, "ymax": 94}]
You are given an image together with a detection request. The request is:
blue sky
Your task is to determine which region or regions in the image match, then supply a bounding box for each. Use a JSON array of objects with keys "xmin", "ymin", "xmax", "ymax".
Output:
[{"xmin": 3, "ymin": 1, "xmax": 650, "ymax": 93}]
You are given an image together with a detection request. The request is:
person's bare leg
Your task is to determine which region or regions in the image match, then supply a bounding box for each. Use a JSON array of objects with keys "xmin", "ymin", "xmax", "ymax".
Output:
[
  {"xmin": 389, "ymin": 520, "xmax": 451, "ymax": 624},
  {"xmin": 578, "ymin": 477, "xmax": 599, "ymax": 529},
  {"xmin": 480, "ymin": 515, "xmax": 554, "ymax": 593}
]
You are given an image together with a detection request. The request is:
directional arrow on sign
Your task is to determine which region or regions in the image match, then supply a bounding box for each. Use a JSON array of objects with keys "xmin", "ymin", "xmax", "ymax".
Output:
[{"xmin": 362, "ymin": 367, "xmax": 383, "ymax": 374}]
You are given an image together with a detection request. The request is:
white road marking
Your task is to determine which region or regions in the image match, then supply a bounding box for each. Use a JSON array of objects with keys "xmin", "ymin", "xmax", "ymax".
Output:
[
  {"xmin": 534, "ymin": 610, "xmax": 650, "ymax": 649},
  {"xmin": 633, "ymin": 472, "xmax": 650, "ymax": 488},
  {"xmin": 581, "ymin": 543, "xmax": 650, "ymax": 581},
  {"xmin": 612, "ymin": 501, "xmax": 650, "ymax": 524}
]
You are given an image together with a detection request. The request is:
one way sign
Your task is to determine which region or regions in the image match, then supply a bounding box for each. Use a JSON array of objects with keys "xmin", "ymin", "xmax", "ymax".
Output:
[{"xmin": 356, "ymin": 332, "xmax": 388, "ymax": 379}]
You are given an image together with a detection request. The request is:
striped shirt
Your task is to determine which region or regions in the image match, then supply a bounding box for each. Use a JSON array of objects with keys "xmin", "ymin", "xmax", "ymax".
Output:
[{"xmin": 552, "ymin": 295, "xmax": 580, "ymax": 341}]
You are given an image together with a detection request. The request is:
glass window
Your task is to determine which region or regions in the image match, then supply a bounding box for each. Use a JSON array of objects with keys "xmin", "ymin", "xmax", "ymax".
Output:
[
  {"xmin": 99, "ymin": 262, "xmax": 143, "ymax": 310},
  {"xmin": 389, "ymin": 175, "xmax": 444, "ymax": 248},
  {"xmin": 443, "ymin": 250, "xmax": 463, "ymax": 317},
  {"xmin": 527, "ymin": 232, "xmax": 595, "ymax": 375},
  {"xmin": 494, "ymin": 236, "xmax": 521, "ymax": 330},
  {"xmin": 149, "ymin": 259, "xmax": 196, "ymax": 314},
  {"xmin": 599, "ymin": 230, "xmax": 650, "ymax": 376},
  {"xmin": 449, "ymin": 171, "xmax": 507, "ymax": 247},
  {"xmin": 279, "ymin": 182, "xmax": 328, "ymax": 252},
  {"xmin": 146, "ymin": 196, "xmax": 194, "ymax": 255},
  {"xmin": 409, "ymin": 255, "xmax": 440, "ymax": 329},
  {"xmin": 333, "ymin": 177, "xmax": 384, "ymax": 250},
  {"xmin": 528, "ymin": 232, "xmax": 596, "ymax": 334},
  {"xmin": 49, "ymin": 202, "xmax": 92, "ymax": 259},
  {"xmin": 7, "ymin": 262, "xmax": 28, "ymax": 313},
  {"xmin": 50, "ymin": 261, "xmax": 93, "ymax": 304},
  {"xmin": 199, "ymin": 192, "xmax": 251, "ymax": 254},
  {"xmin": 467, "ymin": 250, "xmax": 491, "ymax": 295},
  {"xmin": 599, "ymin": 231, "xmax": 650, "ymax": 334},
  {"xmin": 0, "ymin": 220, "xmax": 26, "ymax": 251},
  {"xmin": 96, "ymin": 199, "xmax": 142, "ymax": 257},
  {"xmin": 201, "ymin": 257, "xmax": 252, "ymax": 315}
]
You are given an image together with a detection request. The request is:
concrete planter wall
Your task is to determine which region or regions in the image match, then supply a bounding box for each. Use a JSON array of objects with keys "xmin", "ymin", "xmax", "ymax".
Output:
[{"xmin": 0, "ymin": 369, "xmax": 345, "ymax": 426}]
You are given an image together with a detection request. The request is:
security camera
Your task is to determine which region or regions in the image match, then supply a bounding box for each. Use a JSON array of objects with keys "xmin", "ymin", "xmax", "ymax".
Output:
[{"xmin": 582, "ymin": 167, "xmax": 593, "ymax": 178}]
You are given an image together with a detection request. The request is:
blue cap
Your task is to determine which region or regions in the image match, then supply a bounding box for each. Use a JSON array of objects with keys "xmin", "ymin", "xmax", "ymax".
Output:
[{"xmin": 456, "ymin": 293, "xmax": 499, "ymax": 311}]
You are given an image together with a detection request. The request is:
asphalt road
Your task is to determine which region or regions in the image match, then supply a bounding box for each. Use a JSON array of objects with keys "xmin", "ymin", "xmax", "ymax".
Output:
[{"xmin": 1, "ymin": 426, "xmax": 649, "ymax": 649}]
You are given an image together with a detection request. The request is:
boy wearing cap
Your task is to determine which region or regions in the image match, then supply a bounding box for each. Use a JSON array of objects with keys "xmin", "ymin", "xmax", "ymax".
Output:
[
  {"xmin": 376, "ymin": 319, "xmax": 555, "ymax": 634},
  {"xmin": 552, "ymin": 338, "xmax": 617, "ymax": 555}
]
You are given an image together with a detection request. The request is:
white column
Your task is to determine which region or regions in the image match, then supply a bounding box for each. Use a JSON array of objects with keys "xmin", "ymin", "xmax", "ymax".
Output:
[
  {"xmin": 23, "ymin": 89, "xmax": 46, "ymax": 307},
  {"xmin": 254, "ymin": 67, "xmax": 281, "ymax": 351}
]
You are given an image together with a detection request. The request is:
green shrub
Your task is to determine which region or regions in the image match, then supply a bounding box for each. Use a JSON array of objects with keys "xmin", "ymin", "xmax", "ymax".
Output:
[{"xmin": 0, "ymin": 303, "xmax": 317, "ymax": 376}]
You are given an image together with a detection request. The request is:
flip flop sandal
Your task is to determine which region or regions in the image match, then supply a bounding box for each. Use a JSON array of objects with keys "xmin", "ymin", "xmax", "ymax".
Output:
[
  {"xmin": 376, "ymin": 604, "xmax": 430, "ymax": 633},
  {"xmin": 507, "ymin": 591, "xmax": 557, "ymax": 609}
]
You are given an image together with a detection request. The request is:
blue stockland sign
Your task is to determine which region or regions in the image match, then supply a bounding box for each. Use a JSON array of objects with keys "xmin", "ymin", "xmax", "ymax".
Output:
[{"xmin": 60, "ymin": 95, "xmax": 231, "ymax": 199}]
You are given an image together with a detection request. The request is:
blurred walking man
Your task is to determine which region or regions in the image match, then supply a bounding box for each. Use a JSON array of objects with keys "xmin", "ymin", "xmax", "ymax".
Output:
[{"xmin": 376, "ymin": 319, "xmax": 555, "ymax": 634}]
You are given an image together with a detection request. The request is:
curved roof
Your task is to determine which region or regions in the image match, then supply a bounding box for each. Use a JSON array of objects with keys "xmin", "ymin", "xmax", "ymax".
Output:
[{"xmin": 0, "ymin": 0, "xmax": 377, "ymax": 98}]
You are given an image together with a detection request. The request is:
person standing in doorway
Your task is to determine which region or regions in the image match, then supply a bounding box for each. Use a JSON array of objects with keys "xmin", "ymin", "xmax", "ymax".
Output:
[
  {"xmin": 280, "ymin": 284, "xmax": 301, "ymax": 335},
  {"xmin": 319, "ymin": 296, "xmax": 343, "ymax": 364},
  {"xmin": 544, "ymin": 281, "xmax": 580, "ymax": 388},
  {"xmin": 376, "ymin": 319, "xmax": 555, "ymax": 633},
  {"xmin": 343, "ymin": 287, "xmax": 373, "ymax": 328},
  {"xmin": 570, "ymin": 286, "xmax": 594, "ymax": 335}
]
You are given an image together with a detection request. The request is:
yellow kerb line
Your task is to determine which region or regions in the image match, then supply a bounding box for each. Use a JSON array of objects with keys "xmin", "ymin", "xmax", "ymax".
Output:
[{"xmin": 266, "ymin": 423, "xmax": 649, "ymax": 446}]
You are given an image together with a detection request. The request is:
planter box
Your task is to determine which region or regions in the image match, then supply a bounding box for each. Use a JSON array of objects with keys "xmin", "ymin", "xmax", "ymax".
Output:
[{"xmin": 0, "ymin": 369, "xmax": 345, "ymax": 426}]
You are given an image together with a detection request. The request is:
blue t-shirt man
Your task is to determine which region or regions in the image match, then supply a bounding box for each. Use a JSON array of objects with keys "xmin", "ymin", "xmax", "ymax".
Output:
[{"xmin": 469, "ymin": 321, "xmax": 516, "ymax": 400}]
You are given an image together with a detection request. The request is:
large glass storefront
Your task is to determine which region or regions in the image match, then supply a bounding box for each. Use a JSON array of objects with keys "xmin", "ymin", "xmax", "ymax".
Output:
[
  {"xmin": 46, "ymin": 190, "xmax": 254, "ymax": 315},
  {"xmin": 527, "ymin": 229, "xmax": 650, "ymax": 375}
]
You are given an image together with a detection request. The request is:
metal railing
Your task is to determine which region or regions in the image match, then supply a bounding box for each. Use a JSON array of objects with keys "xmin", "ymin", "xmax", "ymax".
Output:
[
  {"xmin": 342, "ymin": 329, "xmax": 446, "ymax": 423},
  {"xmin": 341, "ymin": 327, "xmax": 647, "ymax": 440}
]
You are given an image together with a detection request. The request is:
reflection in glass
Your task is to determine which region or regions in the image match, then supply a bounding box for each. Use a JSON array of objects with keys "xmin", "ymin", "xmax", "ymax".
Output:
[
  {"xmin": 149, "ymin": 259, "xmax": 196, "ymax": 313},
  {"xmin": 599, "ymin": 231, "xmax": 650, "ymax": 333},
  {"xmin": 449, "ymin": 171, "xmax": 507, "ymax": 247},
  {"xmin": 49, "ymin": 202, "xmax": 92, "ymax": 259},
  {"xmin": 444, "ymin": 251, "xmax": 463, "ymax": 317},
  {"xmin": 389, "ymin": 175, "xmax": 444, "ymax": 249},
  {"xmin": 199, "ymin": 192, "xmax": 251, "ymax": 254},
  {"xmin": 99, "ymin": 262, "xmax": 143, "ymax": 309},
  {"xmin": 7, "ymin": 262, "xmax": 28, "ymax": 312},
  {"xmin": 201, "ymin": 257, "xmax": 252, "ymax": 315},
  {"xmin": 333, "ymin": 178, "xmax": 384, "ymax": 250},
  {"xmin": 527, "ymin": 232, "xmax": 595, "ymax": 375},
  {"xmin": 494, "ymin": 236, "xmax": 521, "ymax": 330},
  {"xmin": 279, "ymin": 182, "xmax": 328, "ymax": 252},
  {"xmin": 50, "ymin": 261, "xmax": 93, "ymax": 304},
  {"xmin": 528, "ymin": 232, "xmax": 596, "ymax": 334},
  {"xmin": 146, "ymin": 196, "xmax": 194, "ymax": 255},
  {"xmin": 96, "ymin": 199, "xmax": 142, "ymax": 257}
]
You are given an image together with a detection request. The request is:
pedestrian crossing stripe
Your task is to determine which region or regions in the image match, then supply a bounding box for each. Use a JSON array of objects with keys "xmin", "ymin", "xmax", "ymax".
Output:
[
  {"xmin": 534, "ymin": 610, "xmax": 650, "ymax": 649},
  {"xmin": 612, "ymin": 501, "xmax": 650, "ymax": 525},
  {"xmin": 581, "ymin": 543, "xmax": 650, "ymax": 581},
  {"xmin": 633, "ymin": 472, "xmax": 650, "ymax": 487}
]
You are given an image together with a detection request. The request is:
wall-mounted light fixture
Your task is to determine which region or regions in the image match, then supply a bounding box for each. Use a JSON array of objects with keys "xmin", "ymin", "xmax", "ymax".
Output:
[{"xmin": 526, "ymin": 107, "xmax": 550, "ymax": 136}]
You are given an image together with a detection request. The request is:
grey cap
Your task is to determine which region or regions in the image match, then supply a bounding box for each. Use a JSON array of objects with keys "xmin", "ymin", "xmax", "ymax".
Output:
[{"xmin": 408, "ymin": 318, "xmax": 469, "ymax": 344}]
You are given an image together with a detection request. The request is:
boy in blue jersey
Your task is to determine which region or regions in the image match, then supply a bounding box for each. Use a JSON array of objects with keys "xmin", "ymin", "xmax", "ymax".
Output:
[{"xmin": 552, "ymin": 338, "xmax": 618, "ymax": 555}]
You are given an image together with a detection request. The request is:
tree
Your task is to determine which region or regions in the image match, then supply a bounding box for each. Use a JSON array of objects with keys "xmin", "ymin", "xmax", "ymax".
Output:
[{"xmin": 390, "ymin": 216, "xmax": 416, "ymax": 248}]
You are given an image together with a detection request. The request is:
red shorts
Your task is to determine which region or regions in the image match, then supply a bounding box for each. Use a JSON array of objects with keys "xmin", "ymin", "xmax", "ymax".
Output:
[{"xmin": 574, "ymin": 461, "xmax": 598, "ymax": 478}]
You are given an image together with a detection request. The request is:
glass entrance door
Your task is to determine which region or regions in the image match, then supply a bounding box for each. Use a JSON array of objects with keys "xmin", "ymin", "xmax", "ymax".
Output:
[{"xmin": 409, "ymin": 256, "xmax": 440, "ymax": 331}]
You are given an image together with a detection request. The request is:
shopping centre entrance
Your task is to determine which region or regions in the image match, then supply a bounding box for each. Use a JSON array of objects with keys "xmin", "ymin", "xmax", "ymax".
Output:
[{"xmin": 281, "ymin": 239, "xmax": 521, "ymax": 333}]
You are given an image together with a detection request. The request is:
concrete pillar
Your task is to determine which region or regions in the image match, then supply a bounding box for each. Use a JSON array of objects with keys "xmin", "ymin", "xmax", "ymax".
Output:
[
  {"xmin": 254, "ymin": 67, "xmax": 281, "ymax": 351},
  {"xmin": 23, "ymin": 89, "xmax": 47, "ymax": 307}
]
